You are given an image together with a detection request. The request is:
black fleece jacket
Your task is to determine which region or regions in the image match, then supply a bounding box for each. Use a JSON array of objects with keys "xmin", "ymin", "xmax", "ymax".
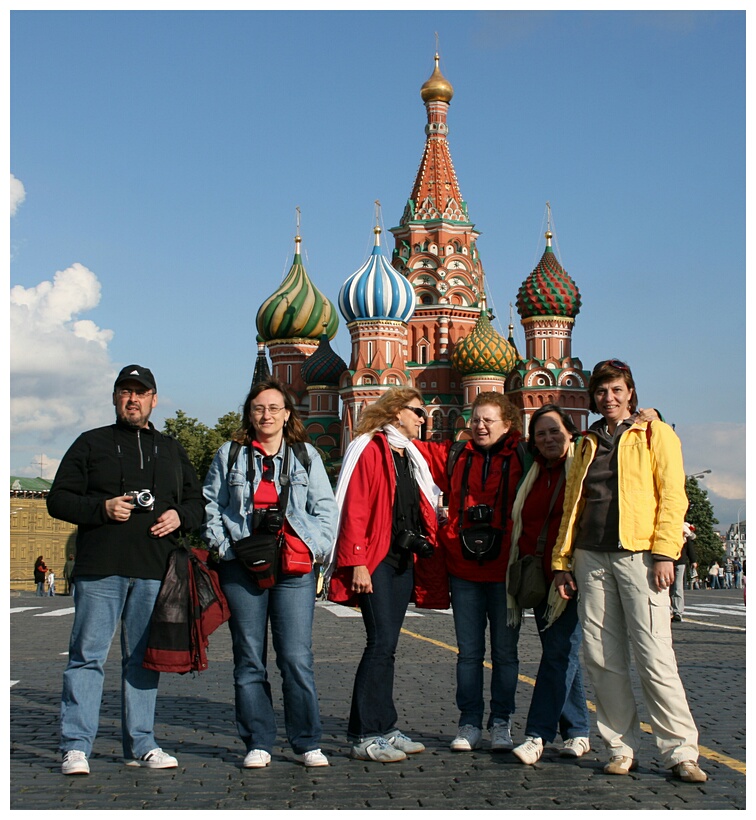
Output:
[{"xmin": 47, "ymin": 420, "xmax": 205, "ymax": 580}]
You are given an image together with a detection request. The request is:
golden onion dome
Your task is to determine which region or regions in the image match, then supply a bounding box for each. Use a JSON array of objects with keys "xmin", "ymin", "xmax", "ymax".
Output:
[{"xmin": 420, "ymin": 53, "xmax": 454, "ymax": 103}]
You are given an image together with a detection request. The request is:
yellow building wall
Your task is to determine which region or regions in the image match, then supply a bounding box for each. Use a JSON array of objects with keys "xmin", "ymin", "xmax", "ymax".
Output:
[{"xmin": 9, "ymin": 495, "xmax": 77, "ymax": 592}]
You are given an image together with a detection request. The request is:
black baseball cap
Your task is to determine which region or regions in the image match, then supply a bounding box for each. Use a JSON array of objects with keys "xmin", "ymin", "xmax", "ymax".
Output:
[{"xmin": 114, "ymin": 365, "xmax": 157, "ymax": 392}]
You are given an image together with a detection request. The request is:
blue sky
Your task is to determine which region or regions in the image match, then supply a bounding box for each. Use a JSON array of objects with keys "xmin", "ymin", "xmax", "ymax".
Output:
[{"xmin": 8, "ymin": 8, "xmax": 746, "ymax": 528}]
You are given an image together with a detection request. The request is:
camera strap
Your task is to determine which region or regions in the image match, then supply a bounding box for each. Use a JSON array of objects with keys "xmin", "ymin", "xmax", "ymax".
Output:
[
  {"xmin": 456, "ymin": 449, "xmax": 510, "ymax": 538},
  {"xmin": 246, "ymin": 441, "xmax": 293, "ymax": 523},
  {"xmin": 114, "ymin": 427, "xmax": 158, "ymax": 498}
]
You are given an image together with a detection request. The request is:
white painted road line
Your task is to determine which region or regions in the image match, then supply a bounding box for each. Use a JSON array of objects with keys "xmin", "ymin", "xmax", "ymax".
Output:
[
  {"xmin": 10, "ymin": 607, "xmax": 43, "ymax": 614},
  {"xmin": 318, "ymin": 602, "xmax": 362, "ymax": 618},
  {"xmin": 34, "ymin": 608, "xmax": 76, "ymax": 617},
  {"xmin": 10, "ymin": 681, "xmax": 19, "ymax": 687},
  {"xmin": 684, "ymin": 606, "xmax": 746, "ymax": 617}
]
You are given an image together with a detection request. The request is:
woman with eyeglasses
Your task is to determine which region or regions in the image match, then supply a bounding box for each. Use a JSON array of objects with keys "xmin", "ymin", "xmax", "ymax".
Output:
[
  {"xmin": 553, "ymin": 359, "xmax": 707, "ymax": 783},
  {"xmin": 202, "ymin": 378, "xmax": 338, "ymax": 769},
  {"xmin": 416, "ymin": 392, "xmax": 524, "ymax": 754},
  {"xmin": 328, "ymin": 387, "xmax": 447, "ymax": 762}
]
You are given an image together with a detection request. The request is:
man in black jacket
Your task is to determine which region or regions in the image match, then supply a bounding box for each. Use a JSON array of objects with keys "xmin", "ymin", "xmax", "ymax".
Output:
[{"xmin": 47, "ymin": 365, "xmax": 205, "ymax": 776}]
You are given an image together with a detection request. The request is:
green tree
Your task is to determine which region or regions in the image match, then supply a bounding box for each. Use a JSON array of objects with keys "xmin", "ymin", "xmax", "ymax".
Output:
[
  {"xmin": 162, "ymin": 409, "xmax": 241, "ymax": 483},
  {"xmin": 685, "ymin": 476, "xmax": 724, "ymax": 575}
]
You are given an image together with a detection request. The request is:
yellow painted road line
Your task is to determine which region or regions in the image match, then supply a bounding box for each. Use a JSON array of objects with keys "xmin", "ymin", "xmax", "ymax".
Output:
[{"xmin": 400, "ymin": 625, "xmax": 746, "ymax": 775}]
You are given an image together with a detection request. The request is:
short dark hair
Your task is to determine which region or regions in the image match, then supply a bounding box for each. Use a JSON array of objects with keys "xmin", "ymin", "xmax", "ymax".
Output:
[
  {"xmin": 237, "ymin": 378, "xmax": 307, "ymax": 444},
  {"xmin": 588, "ymin": 359, "xmax": 638, "ymax": 414},
  {"xmin": 527, "ymin": 404, "xmax": 580, "ymax": 456}
]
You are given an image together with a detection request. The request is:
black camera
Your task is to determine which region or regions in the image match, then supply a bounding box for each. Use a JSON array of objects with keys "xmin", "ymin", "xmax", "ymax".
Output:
[
  {"xmin": 253, "ymin": 506, "xmax": 284, "ymax": 534},
  {"xmin": 125, "ymin": 489, "xmax": 155, "ymax": 511},
  {"xmin": 395, "ymin": 529, "xmax": 434, "ymax": 559},
  {"xmin": 466, "ymin": 504, "xmax": 493, "ymax": 525}
]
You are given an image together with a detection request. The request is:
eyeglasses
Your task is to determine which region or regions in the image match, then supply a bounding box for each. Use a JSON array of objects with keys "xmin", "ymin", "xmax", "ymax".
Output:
[
  {"xmin": 596, "ymin": 359, "xmax": 630, "ymax": 372},
  {"xmin": 252, "ymin": 405, "xmax": 285, "ymax": 417},
  {"xmin": 116, "ymin": 388, "xmax": 154, "ymax": 398},
  {"xmin": 404, "ymin": 406, "xmax": 428, "ymax": 420},
  {"xmin": 470, "ymin": 417, "xmax": 502, "ymax": 427}
]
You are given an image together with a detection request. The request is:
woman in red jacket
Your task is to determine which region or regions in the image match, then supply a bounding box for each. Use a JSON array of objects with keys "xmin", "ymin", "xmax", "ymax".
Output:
[
  {"xmin": 328, "ymin": 387, "xmax": 447, "ymax": 763},
  {"xmin": 417, "ymin": 392, "xmax": 524, "ymax": 753}
]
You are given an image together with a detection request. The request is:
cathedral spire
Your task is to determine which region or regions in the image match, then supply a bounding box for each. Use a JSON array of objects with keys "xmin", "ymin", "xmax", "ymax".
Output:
[{"xmin": 401, "ymin": 51, "xmax": 466, "ymax": 226}]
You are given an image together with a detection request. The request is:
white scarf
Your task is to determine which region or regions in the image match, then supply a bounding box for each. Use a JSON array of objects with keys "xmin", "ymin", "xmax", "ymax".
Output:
[{"xmin": 324, "ymin": 424, "xmax": 442, "ymax": 573}]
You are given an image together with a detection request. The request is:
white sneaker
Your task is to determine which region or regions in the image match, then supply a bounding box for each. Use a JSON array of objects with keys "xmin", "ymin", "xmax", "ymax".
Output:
[
  {"xmin": 62, "ymin": 750, "xmax": 90, "ymax": 775},
  {"xmin": 126, "ymin": 748, "xmax": 178, "ymax": 769},
  {"xmin": 490, "ymin": 721, "xmax": 514, "ymax": 751},
  {"xmin": 293, "ymin": 749, "xmax": 329, "ymax": 767},
  {"xmin": 243, "ymin": 749, "xmax": 272, "ymax": 768},
  {"xmin": 560, "ymin": 736, "xmax": 591, "ymax": 758},
  {"xmin": 450, "ymin": 725, "xmax": 482, "ymax": 752},
  {"xmin": 513, "ymin": 736, "xmax": 544, "ymax": 765},
  {"xmin": 350, "ymin": 736, "xmax": 406, "ymax": 762}
]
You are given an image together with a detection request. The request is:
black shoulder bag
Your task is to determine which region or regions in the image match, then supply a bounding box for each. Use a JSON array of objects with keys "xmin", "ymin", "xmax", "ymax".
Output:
[{"xmin": 508, "ymin": 468, "xmax": 565, "ymax": 609}]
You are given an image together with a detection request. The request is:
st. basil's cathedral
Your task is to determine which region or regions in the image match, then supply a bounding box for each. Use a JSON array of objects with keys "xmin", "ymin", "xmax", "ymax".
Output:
[{"xmin": 253, "ymin": 54, "xmax": 589, "ymax": 469}]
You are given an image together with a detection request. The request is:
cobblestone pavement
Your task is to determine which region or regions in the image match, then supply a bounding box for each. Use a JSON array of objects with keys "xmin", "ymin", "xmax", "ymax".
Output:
[{"xmin": 10, "ymin": 587, "xmax": 745, "ymax": 810}]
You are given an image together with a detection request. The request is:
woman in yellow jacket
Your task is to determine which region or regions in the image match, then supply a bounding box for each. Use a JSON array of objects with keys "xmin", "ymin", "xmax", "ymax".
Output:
[{"xmin": 552, "ymin": 359, "xmax": 706, "ymax": 783}]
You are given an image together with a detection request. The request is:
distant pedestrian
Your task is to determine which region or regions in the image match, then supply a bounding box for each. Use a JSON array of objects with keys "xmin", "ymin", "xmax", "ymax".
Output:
[
  {"xmin": 63, "ymin": 555, "xmax": 75, "ymax": 596},
  {"xmin": 47, "ymin": 570, "xmax": 56, "ymax": 597},
  {"xmin": 733, "ymin": 558, "xmax": 742, "ymax": 589},
  {"xmin": 709, "ymin": 561, "xmax": 721, "ymax": 589},
  {"xmin": 671, "ymin": 523, "xmax": 697, "ymax": 623},
  {"xmin": 724, "ymin": 558, "xmax": 734, "ymax": 589},
  {"xmin": 34, "ymin": 556, "xmax": 48, "ymax": 597}
]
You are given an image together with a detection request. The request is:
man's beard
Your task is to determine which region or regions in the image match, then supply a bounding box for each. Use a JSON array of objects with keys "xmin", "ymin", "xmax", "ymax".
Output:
[{"xmin": 116, "ymin": 409, "xmax": 150, "ymax": 430}]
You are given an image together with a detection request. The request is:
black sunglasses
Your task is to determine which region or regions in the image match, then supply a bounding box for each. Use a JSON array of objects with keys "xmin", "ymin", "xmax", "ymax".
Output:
[{"xmin": 404, "ymin": 405, "xmax": 428, "ymax": 420}]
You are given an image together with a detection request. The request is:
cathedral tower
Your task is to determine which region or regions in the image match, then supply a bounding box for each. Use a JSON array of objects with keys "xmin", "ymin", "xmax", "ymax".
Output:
[
  {"xmin": 505, "ymin": 214, "xmax": 590, "ymax": 432},
  {"xmin": 389, "ymin": 53, "xmax": 490, "ymax": 438}
]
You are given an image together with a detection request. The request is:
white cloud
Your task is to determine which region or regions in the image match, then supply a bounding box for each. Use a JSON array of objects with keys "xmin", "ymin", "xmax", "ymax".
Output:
[
  {"xmin": 10, "ymin": 173, "xmax": 26, "ymax": 217},
  {"xmin": 10, "ymin": 264, "xmax": 117, "ymax": 441},
  {"xmin": 676, "ymin": 422, "xmax": 746, "ymax": 501}
]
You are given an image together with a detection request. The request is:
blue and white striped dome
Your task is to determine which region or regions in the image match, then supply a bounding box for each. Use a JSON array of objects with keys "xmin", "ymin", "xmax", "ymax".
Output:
[{"xmin": 339, "ymin": 227, "xmax": 416, "ymax": 323}]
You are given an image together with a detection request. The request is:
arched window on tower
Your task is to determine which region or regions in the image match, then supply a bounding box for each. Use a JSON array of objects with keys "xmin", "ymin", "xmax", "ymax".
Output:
[
  {"xmin": 287, "ymin": 365, "xmax": 292, "ymax": 384},
  {"xmin": 418, "ymin": 343, "xmax": 429, "ymax": 365}
]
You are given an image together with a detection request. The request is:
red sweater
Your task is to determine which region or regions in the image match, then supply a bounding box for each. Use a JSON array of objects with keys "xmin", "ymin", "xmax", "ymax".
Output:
[
  {"xmin": 416, "ymin": 433, "xmax": 524, "ymax": 583},
  {"xmin": 516, "ymin": 455, "xmax": 567, "ymax": 583},
  {"xmin": 328, "ymin": 433, "xmax": 449, "ymax": 608}
]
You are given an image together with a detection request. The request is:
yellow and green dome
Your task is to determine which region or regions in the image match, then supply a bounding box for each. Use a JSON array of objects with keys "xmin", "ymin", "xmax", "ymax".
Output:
[
  {"xmin": 451, "ymin": 307, "xmax": 517, "ymax": 376},
  {"xmin": 256, "ymin": 235, "xmax": 338, "ymax": 342}
]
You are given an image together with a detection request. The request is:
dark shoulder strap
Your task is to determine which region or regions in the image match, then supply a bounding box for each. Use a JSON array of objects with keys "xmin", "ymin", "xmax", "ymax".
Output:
[
  {"xmin": 227, "ymin": 441, "xmax": 242, "ymax": 478},
  {"xmin": 292, "ymin": 441, "xmax": 311, "ymax": 473},
  {"xmin": 447, "ymin": 440, "xmax": 467, "ymax": 478}
]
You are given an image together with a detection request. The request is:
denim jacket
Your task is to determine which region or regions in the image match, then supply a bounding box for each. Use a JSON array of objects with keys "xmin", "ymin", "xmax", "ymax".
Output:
[{"xmin": 202, "ymin": 440, "xmax": 338, "ymax": 563}]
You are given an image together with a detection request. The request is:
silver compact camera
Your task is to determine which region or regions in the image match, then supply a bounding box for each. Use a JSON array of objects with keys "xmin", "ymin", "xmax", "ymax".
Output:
[{"xmin": 125, "ymin": 489, "xmax": 155, "ymax": 511}]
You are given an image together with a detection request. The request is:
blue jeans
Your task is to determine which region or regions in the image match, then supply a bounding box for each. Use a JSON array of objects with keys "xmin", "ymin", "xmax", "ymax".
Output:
[
  {"xmin": 525, "ymin": 596, "xmax": 590, "ymax": 742},
  {"xmin": 60, "ymin": 575, "xmax": 162, "ymax": 759},
  {"xmin": 449, "ymin": 575, "xmax": 520, "ymax": 729},
  {"xmin": 219, "ymin": 560, "xmax": 321, "ymax": 755},
  {"xmin": 348, "ymin": 560, "xmax": 414, "ymax": 742},
  {"xmin": 36, "ymin": 581, "xmax": 45, "ymax": 596}
]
